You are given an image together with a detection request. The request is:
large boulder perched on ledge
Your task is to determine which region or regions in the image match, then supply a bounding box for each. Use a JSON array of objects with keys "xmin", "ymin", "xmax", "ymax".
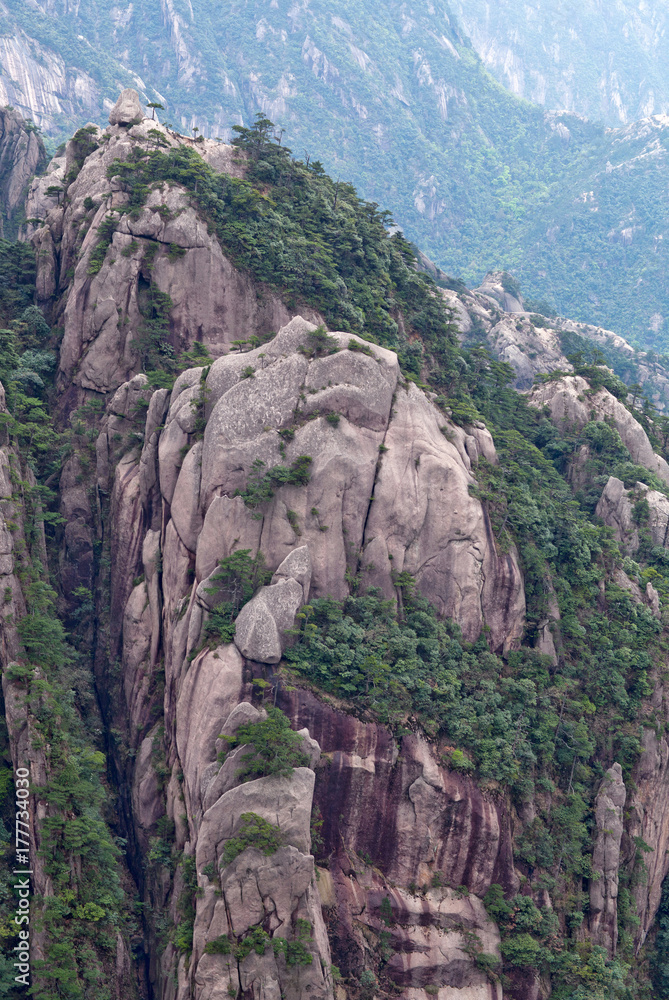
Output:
[
  {"xmin": 234, "ymin": 578, "xmax": 303, "ymax": 663},
  {"xmin": 108, "ymin": 89, "xmax": 144, "ymax": 126}
]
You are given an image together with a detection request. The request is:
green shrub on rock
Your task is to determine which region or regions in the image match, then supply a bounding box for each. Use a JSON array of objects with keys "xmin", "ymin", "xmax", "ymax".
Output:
[
  {"xmin": 218, "ymin": 706, "xmax": 309, "ymax": 780},
  {"xmin": 221, "ymin": 812, "xmax": 283, "ymax": 865}
]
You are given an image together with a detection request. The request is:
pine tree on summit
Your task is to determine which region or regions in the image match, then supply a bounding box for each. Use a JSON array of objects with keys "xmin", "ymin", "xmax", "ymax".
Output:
[{"xmin": 231, "ymin": 112, "xmax": 291, "ymax": 163}]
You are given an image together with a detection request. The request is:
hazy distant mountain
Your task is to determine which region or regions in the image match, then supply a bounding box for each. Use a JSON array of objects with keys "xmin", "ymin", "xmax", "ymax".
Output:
[{"xmin": 450, "ymin": 0, "xmax": 669, "ymax": 125}]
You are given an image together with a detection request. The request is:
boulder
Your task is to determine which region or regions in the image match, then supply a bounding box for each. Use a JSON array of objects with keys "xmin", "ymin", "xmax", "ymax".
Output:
[
  {"xmin": 220, "ymin": 702, "xmax": 265, "ymax": 738},
  {"xmin": 233, "ymin": 578, "xmax": 303, "ymax": 663},
  {"xmin": 108, "ymin": 88, "xmax": 144, "ymax": 126},
  {"xmin": 270, "ymin": 545, "xmax": 312, "ymax": 602}
]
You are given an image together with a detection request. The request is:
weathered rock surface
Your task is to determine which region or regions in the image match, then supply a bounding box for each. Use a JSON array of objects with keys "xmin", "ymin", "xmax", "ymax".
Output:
[
  {"xmin": 273, "ymin": 686, "xmax": 512, "ymax": 992},
  {"xmin": 597, "ymin": 475, "xmax": 669, "ymax": 555},
  {"xmin": 527, "ymin": 375, "xmax": 669, "ymax": 485},
  {"xmin": 152, "ymin": 318, "xmax": 523, "ymax": 650},
  {"xmin": 443, "ymin": 269, "xmax": 669, "ymax": 411},
  {"xmin": 234, "ymin": 578, "xmax": 304, "ymax": 663},
  {"xmin": 17, "ymin": 88, "xmax": 669, "ymax": 1000},
  {"xmin": 23, "ymin": 113, "xmax": 318, "ymax": 398},
  {"xmin": 596, "ymin": 477, "xmax": 639, "ymax": 551},
  {"xmin": 108, "ymin": 88, "xmax": 144, "ymax": 125},
  {"xmin": 86, "ymin": 307, "xmax": 529, "ymax": 997},
  {"xmin": 590, "ymin": 764, "xmax": 626, "ymax": 956},
  {"xmin": 183, "ymin": 692, "xmax": 332, "ymax": 1000},
  {"xmin": 0, "ymin": 106, "xmax": 46, "ymax": 237},
  {"xmin": 360, "ymin": 383, "xmax": 525, "ymax": 649},
  {"xmin": 627, "ymin": 723, "xmax": 669, "ymax": 949}
]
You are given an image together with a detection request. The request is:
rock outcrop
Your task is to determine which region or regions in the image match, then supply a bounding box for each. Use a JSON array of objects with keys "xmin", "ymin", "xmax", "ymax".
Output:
[
  {"xmin": 527, "ymin": 375, "xmax": 669, "ymax": 485},
  {"xmin": 23, "ymin": 113, "xmax": 315, "ymax": 398},
  {"xmin": 94, "ymin": 311, "xmax": 526, "ymax": 997},
  {"xmin": 0, "ymin": 107, "xmax": 46, "ymax": 237},
  {"xmin": 108, "ymin": 88, "xmax": 144, "ymax": 126},
  {"xmin": 443, "ymin": 270, "xmax": 669, "ymax": 411},
  {"xmin": 147, "ymin": 317, "xmax": 523, "ymax": 652},
  {"xmin": 628, "ymin": 724, "xmax": 669, "ymax": 949},
  {"xmin": 596, "ymin": 476, "xmax": 669, "ymax": 554},
  {"xmin": 190, "ymin": 702, "xmax": 333, "ymax": 1000},
  {"xmin": 590, "ymin": 764, "xmax": 626, "ymax": 956},
  {"xmin": 18, "ymin": 93, "xmax": 669, "ymax": 1000}
]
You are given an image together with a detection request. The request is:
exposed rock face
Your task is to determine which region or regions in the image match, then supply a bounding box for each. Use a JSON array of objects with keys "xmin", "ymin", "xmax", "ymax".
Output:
[
  {"xmin": 360, "ymin": 382, "xmax": 525, "ymax": 649},
  {"xmin": 108, "ymin": 88, "xmax": 144, "ymax": 125},
  {"xmin": 0, "ymin": 26, "xmax": 103, "ymax": 138},
  {"xmin": 192, "ymin": 748, "xmax": 333, "ymax": 1000},
  {"xmin": 148, "ymin": 317, "xmax": 523, "ymax": 651},
  {"xmin": 278, "ymin": 688, "xmax": 509, "ymax": 992},
  {"xmin": 22, "ymin": 115, "xmax": 316, "ymax": 399},
  {"xmin": 527, "ymin": 375, "xmax": 669, "ymax": 485},
  {"xmin": 596, "ymin": 477, "xmax": 639, "ymax": 552},
  {"xmin": 628, "ymin": 724, "xmax": 669, "ymax": 949},
  {"xmin": 590, "ymin": 764, "xmax": 626, "ymax": 956},
  {"xmin": 234, "ymin": 578, "xmax": 304, "ymax": 664},
  {"xmin": 443, "ymin": 273, "xmax": 669, "ymax": 410},
  {"xmin": 322, "ymin": 870, "xmax": 503, "ymax": 998},
  {"xmin": 597, "ymin": 476, "xmax": 669, "ymax": 554},
  {"xmin": 0, "ymin": 106, "xmax": 46, "ymax": 237},
  {"xmin": 92, "ymin": 312, "xmax": 526, "ymax": 998},
  {"xmin": 475, "ymin": 271, "xmax": 524, "ymax": 314}
]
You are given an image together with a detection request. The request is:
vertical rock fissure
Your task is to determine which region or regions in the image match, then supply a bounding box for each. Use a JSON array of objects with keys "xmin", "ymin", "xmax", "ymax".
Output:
[{"xmin": 355, "ymin": 391, "xmax": 395, "ymax": 580}]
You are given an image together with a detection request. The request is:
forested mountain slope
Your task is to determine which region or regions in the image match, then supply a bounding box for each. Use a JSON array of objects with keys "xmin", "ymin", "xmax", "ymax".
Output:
[
  {"xmin": 6, "ymin": 0, "xmax": 669, "ymax": 349},
  {"xmin": 450, "ymin": 0, "xmax": 669, "ymax": 126},
  {"xmin": 4, "ymin": 90, "xmax": 669, "ymax": 1000}
]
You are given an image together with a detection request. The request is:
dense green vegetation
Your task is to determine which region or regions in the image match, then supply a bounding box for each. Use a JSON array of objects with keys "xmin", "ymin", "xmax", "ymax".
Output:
[
  {"xmin": 106, "ymin": 120, "xmax": 459, "ymax": 359},
  {"xmin": 0, "ymin": 241, "xmax": 127, "ymax": 998},
  {"xmin": 201, "ymin": 549, "xmax": 270, "ymax": 646},
  {"xmin": 220, "ymin": 812, "xmax": 283, "ymax": 866}
]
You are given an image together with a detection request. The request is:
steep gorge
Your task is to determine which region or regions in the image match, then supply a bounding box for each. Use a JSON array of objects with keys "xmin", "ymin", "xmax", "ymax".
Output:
[{"xmin": 6, "ymin": 91, "xmax": 669, "ymax": 1000}]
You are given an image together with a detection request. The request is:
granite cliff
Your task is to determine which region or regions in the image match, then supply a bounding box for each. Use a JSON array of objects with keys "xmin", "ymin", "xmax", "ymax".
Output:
[
  {"xmin": 5, "ymin": 92, "xmax": 669, "ymax": 1000},
  {"xmin": 0, "ymin": 105, "xmax": 45, "ymax": 237}
]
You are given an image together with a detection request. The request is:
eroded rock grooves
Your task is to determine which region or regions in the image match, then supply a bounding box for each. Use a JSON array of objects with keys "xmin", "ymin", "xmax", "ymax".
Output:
[
  {"xmin": 8, "ymin": 91, "xmax": 669, "ymax": 1000},
  {"xmin": 98, "ymin": 312, "xmax": 525, "ymax": 997}
]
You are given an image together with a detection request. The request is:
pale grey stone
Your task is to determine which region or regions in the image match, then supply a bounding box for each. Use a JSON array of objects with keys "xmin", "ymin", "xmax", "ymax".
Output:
[
  {"xmin": 590, "ymin": 764, "xmax": 626, "ymax": 956},
  {"xmin": 271, "ymin": 544, "xmax": 312, "ymax": 601},
  {"xmin": 108, "ymin": 88, "xmax": 144, "ymax": 125},
  {"xmin": 528, "ymin": 375, "xmax": 669, "ymax": 486},
  {"xmin": 233, "ymin": 578, "xmax": 303, "ymax": 663},
  {"xmin": 171, "ymin": 442, "xmax": 203, "ymax": 553}
]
